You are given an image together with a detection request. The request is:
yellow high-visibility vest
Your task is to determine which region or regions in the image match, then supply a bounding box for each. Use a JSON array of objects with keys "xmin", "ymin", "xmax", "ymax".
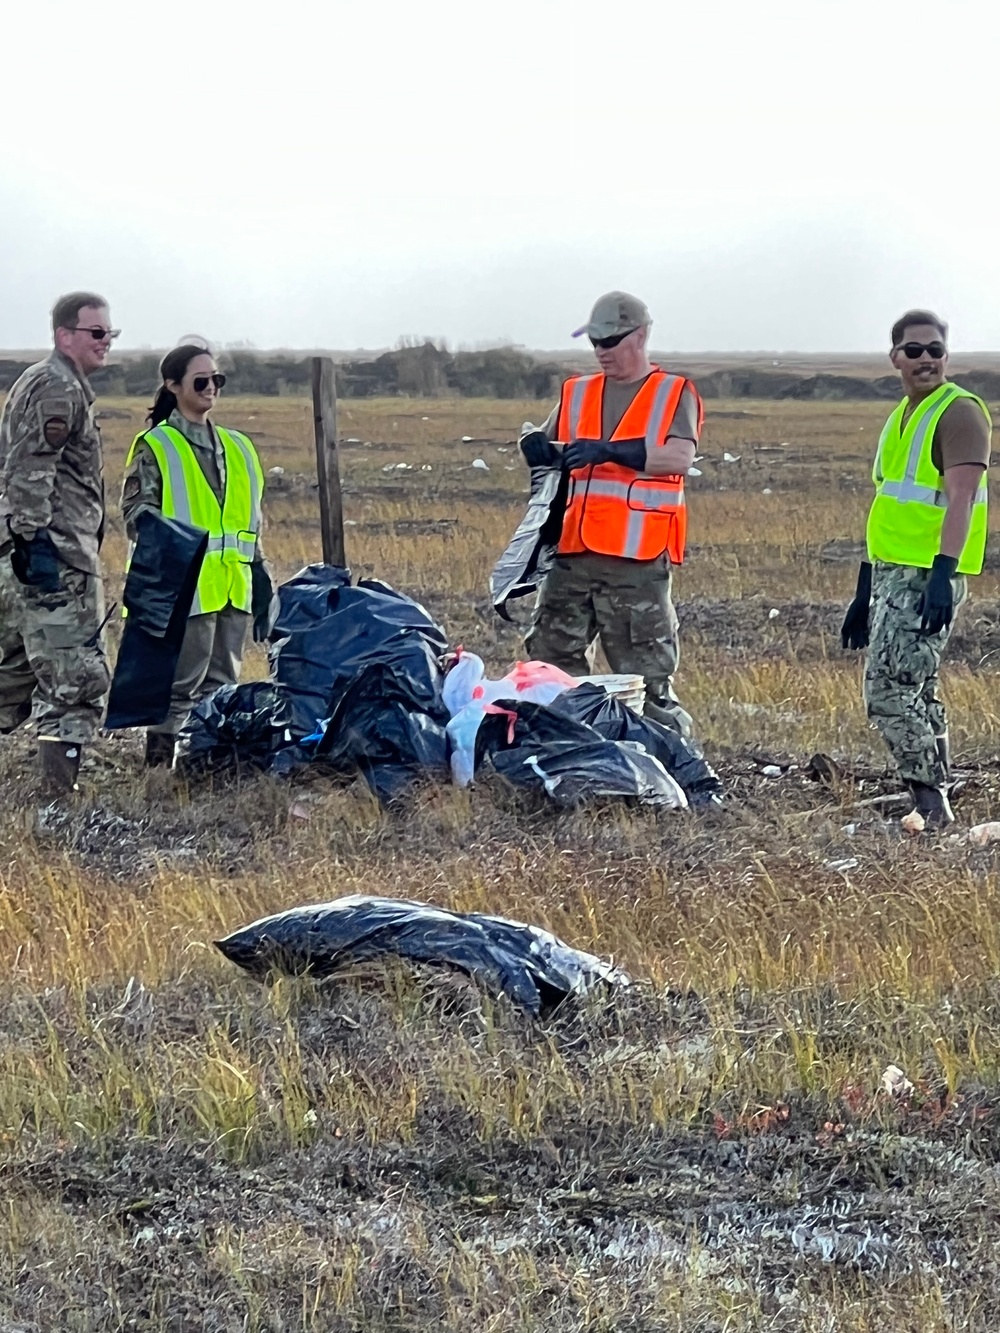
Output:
[
  {"xmin": 127, "ymin": 423, "xmax": 264, "ymax": 614},
  {"xmin": 866, "ymin": 382, "xmax": 989, "ymax": 575}
]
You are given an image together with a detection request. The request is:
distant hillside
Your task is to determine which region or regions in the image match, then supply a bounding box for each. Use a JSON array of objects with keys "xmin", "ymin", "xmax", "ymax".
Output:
[{"xmin": 3, "ymin": 345, "xmax": 1000, "ymax": 402}]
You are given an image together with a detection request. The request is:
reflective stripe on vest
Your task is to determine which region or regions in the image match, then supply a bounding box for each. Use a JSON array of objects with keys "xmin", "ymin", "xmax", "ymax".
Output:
[
  {"xmin": 127, "ymin": 423, "xmax": 264, "ymax": 614},
  {"xmin": 555, "ymin": 370, "xmax": 700, "ymax": 562},
  {"xmin": 866, "ymin": 382, "xmax": 990, "ymax": 575}
]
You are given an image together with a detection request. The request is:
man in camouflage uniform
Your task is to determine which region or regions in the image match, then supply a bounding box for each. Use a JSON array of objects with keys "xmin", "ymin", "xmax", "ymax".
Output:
[
  {"xmin": 0, "ymin": 292, "xmax": 115, "ymax": 792},
  {"xmin": 520, "ymin": 292, "xmax": 702, "ymax": 742},
  {"xmin": 842, "ymin": 309, "xmax": 991, "ymax": 828}
]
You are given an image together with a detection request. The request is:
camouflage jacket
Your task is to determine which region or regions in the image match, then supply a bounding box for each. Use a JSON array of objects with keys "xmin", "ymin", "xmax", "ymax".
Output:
[{"xmin": 0, "ymin": 350, "xmax": 104, "ymax": 574}]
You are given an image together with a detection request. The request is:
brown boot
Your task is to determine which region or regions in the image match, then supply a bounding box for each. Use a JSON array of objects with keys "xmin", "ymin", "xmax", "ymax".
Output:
[
  {"xmin": 145, "ymin": 731, "xmax": 176, "ymax": 769},
  {"xmin": 39, "ymin": 740, "xmax": 82, "ymax": 795},
  {"xmin": 908, "ymin": 780, "xmax": 955, "ymax": 830}
]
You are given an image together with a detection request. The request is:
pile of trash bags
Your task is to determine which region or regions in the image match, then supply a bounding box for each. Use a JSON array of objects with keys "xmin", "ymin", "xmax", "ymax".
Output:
[
  {"xmin": 216, "ymin": 894, "xmax": 628, "ymax": 1017},
  {"xmin": 176, "ymin": 563, "xmax": 722, "ymax": 808}
]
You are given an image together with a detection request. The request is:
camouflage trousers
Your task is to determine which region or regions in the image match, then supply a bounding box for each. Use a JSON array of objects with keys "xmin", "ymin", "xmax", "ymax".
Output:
[
  {"xmin": 524, "ymin": 551, "xmax": 694, "ymax": 740},
  {"xmin": 863, "ymin": 561, "xmax": 966, "ymax": 787},
  {"xmin": 0, "ymin": 552, "xmax": 110, "ymax": 744}
]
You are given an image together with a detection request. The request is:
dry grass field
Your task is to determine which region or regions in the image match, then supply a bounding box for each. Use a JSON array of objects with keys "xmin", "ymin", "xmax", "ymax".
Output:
[{"xmin": 4, "ymin": 387, "xmax": 1000, "ymax": 1331}]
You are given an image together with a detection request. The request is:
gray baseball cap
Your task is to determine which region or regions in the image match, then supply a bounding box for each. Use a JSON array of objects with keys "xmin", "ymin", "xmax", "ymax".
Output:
[{"xmin": 572, "ymin": 291, "xmax": 651, "ymax": 340}]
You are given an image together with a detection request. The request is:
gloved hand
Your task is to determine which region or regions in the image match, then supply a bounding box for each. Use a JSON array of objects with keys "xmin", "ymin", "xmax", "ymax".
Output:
[
  {"xmin": 563, "ymin": 439, "xmax": 647, "ymax": 473},
  {"xmin": 840, "ymin": 560, "xmax": 872, "ymax": 650},
  {"xmin": 519, "ymin": 430, "xmax": 559, "ymax": 469},
  {"xmin": 917, "ymin": 554, "xmax": 959, "ymax": 635},
  {"xmin": 10, "ymin": 529, "xmax": 61, "ymax": 593},
  {"xmin": 563, "ymin": 439, "xmax": 615, "ymax": 471},
  {"xmin": 250, "ymin": 561, "xmax": 275, "ymax": 643}
]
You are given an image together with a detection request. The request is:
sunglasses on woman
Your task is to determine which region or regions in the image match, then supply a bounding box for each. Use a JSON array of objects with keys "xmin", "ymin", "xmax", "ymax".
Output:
[
  {"xmin": 896, "ymin": 341, "xmax": 946, "ymax": 360},
  {"xmin": 192, "ymin": 373, "xmax": 227, "ymax": 392}
]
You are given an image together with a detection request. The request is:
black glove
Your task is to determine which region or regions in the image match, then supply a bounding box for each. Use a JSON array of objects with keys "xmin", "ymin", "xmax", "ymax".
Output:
[
  {"xmin": 250, "ymin": 561, "xmax": 275, "ymax": 643},
  {"xmin": 917, "ymin": 554, "xmax": 959, "ymax": 635},
  {"xmin": 10, "ymin": 529, "xmax": 61, "ymax": 593},
  {"xmin": 840, "ymin": 560, "xmax": 872, "ymax": 650},
  {"xmin": 563, "ymin": 438, "xmax": 647, "ymax": 473},
  {"xmin": 563, "ymin": 439, "xmax": 614, "ymax": 471},
  {"xmin": 519, "ymin": 430, "xmax": 559, "ymax": 469}
]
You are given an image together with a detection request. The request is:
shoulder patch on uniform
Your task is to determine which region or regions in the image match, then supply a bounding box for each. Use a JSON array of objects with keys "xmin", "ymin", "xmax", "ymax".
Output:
[
  {"xmin": 36, "ymin": 396, "xmax": 74, "ymax": 448},
  {"xmin": 42, "ymin": 417, "xmax": 71, "ymax": 447}
]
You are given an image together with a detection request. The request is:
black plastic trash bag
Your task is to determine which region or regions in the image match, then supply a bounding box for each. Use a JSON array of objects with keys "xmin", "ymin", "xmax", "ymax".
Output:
[
  {"xmin": 105, "ymin": 512, "xmax": 208, "ymax": 729},
  {"xmin": 267, "ymin": 564, "xmax": 353, "ymax": 737},
  {"xmin": 490, "ymin": 465, "xmax": 568, "ymax": 620},
  {"xmin": 174, "ymin": 682, "xmax": 294, "ymax": 776},
  {"xmin": 491, "ymin": 738, "xmax": 686, "ymax": 808},
  {"xmin": 551, "ymin": 684, "xmax": 724, "ymax": 806},
  {"xmin": 315, "ymin": 661, "xmax": 449, "ymax": 797},
  {"xmin": 270, "ymin": 564, "xmax": 449, "ymax": 739},
  {"xmin": 215, "ymin": 894, "xmax": 628, "ymax": 1017}
]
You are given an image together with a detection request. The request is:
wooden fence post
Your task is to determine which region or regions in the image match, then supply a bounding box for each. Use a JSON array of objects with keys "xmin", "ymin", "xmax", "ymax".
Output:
[{"xmin": 311, "ymin": 356, "xmax": 346, "ymax": 567}]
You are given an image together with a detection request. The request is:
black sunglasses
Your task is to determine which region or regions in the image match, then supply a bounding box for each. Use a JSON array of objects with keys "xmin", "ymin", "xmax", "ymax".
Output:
[
  {"xmin": 589, "ymin": 330, "xmax": 634, "ymax": 350},
  {"xmin": 192, "ymin": 373, "xmax": 226, "ymax": 392},
  {"xmin": 70, "ymin": 325, "xmax": 120, "ymax": 341},
  {"xmin": 897, "ymin": 341, "xmax": 946, "ymax": 360}
]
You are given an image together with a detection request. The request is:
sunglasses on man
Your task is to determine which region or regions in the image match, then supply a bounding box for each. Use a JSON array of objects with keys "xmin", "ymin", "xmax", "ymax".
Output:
[
  {"xmin": 589, "ymin": 329, "xmax": 635, "ymax": 350},
  {"xmin": 192, "ymin": 373, "xmax": 227, "ymax": 392},
  {"xmin": 70, "ymin": 325, "xmax": 121, "ymax": 341},
  {"xmin": 896, "ymin": 341, "xmax": 947, "ymax": 360}
]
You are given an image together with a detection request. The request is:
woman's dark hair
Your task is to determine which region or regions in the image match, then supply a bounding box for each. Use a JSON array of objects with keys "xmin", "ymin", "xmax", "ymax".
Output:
[{"xmin": 148, "ymin": 344, "xmax": 214, "ymax": 425}]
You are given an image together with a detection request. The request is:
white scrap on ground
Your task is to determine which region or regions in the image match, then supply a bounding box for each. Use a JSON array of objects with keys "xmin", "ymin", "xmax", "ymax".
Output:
[
  {"xmin": 768, "ymin": 608, "xmax": 780, "ymax": 620},
  {"xmin": 900, "ymin": 809, "xmax": 925, "ymax": 835},
  {"xmin": 472, "ymin": 458, "xmax": 489, "ymax": 471},
  {"xmin": 687, "ymin": 466, "xmax": 703, "ymax": 477},
  {"xmin": 268, "ymin": 466, "xmax": 285, "ymax": 477},
  {"xmin": 762, "ymin": 764, "xmax": 782, "ymax": 777},
  {"xmin": 462, "ymin": 434, "xmax": 474, "ymax": 442},
  {"xmin": 723, "ymin": 451, "xmax": 741, "ymax": 463},
  {"xmin": 969, "ymin": 821, "xmax": 1000, "ymax": 847},
  {"xmin": 881, "ymin": 1064, "xmax": 915, "ymax": 1097}
]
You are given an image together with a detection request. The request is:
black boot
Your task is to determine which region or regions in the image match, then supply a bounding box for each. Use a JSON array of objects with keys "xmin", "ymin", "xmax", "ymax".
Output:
[
  {"xmin": 908, "ymin": 780, "xmax": 955, "ymax": 830},
  {"xmin": 145, "ymin": 731, "xmax": 176, "ymax": 769},
  {"xmin": 39, "ymin": 740, "xmax": 82, "ymax": 795}
]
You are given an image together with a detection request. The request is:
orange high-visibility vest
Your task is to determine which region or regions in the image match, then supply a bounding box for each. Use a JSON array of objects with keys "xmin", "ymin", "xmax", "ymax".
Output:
[{"xmin": 555, "ymin": 369, "xmax": 701, "ymax": 562}]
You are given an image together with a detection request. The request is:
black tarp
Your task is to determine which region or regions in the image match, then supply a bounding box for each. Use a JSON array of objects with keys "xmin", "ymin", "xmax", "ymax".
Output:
[
  {"xmin": 215, "ymin": 894, "xmax": 627, "ymax": 1017},
  {"xmin": 105, "ymin": 512, "xmax": 208, "ymax": 729},
  {"xmin": 490, "ymin": 464, "xmax": 568, "ymax": 620}
]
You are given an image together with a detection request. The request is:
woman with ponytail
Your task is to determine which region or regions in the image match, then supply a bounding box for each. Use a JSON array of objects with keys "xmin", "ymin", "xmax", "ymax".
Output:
[{"xmin": 121, "ymin": 344, "xmax": 274, "ymax": 767}]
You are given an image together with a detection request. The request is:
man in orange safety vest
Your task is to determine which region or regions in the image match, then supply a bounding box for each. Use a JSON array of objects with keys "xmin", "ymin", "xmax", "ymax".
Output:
[{"xmin": 520, "ymin": 291, "xmax": 702, "ymax": 741}]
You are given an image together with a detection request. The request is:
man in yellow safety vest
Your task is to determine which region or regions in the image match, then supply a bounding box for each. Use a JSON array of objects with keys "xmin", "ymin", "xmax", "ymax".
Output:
[{"xmin": 841, "ymin": 309, "xmax": 991, "ymax": 828}]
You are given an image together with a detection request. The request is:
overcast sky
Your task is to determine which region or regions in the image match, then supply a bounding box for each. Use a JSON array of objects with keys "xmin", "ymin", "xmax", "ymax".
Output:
[{"xmin": 3, "ymin": 0, "xmax": 999, "ymax": 353}]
